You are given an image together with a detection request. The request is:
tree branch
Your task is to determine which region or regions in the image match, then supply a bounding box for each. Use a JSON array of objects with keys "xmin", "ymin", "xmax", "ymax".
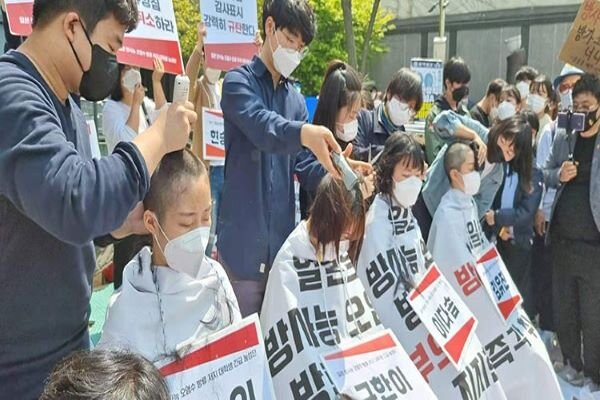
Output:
[
  {"xmin": 359, "ymin": 0, "xmax": 381, "ymax": 74},
  {"xmin": 341, "ymin": 0, "xmax": 358, "ymax": 69}
]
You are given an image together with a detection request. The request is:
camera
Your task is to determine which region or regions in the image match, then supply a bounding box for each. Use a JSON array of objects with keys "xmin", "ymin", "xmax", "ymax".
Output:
[{"xmin": 557, "ymin": 111, "xmax": 585, "ymax": 132}]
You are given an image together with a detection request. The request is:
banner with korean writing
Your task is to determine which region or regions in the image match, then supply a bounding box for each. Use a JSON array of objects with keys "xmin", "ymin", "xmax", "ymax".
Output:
[
  {"xmin": 157, "ymin": 314, "xmax": 275, "ymax": 400},
  {"xmin": 4, "ymin": 0, "xmax": 184, "ymax": 75},
  {"xmin": 201, "ymin": 0, "xmax": 258, "ymax": 70},
  {"xmin": 118, "ymin": 0, "xmax": 184, "ymax": 75},
  {"xmin": 260, "ymin": 221, "xmax": 383, "ymax": 399},
  {"xmin": 202, "ymin": 107, "xmax": 225, "ymax": 161},
  {"xmin": 357, "ymin": 195, "xmax": 508, "ymax": 400},
  {"xmin": 559, "ymin": 0, "xmax": 600, "ymax": 75},
  {"xmin": 4, "ymin": 0, "xmax": 32, "ymax": 36},
  {"xmin": 427, "ymin": 189, "xmax": 563, "ymax": 400},
  {"xmin": 410, "ymin": 58, "xmax": 443, "ymax": 120},
  {"xmin": 321, "ymin": 329, "xmax": 438, "ymax": 399}
]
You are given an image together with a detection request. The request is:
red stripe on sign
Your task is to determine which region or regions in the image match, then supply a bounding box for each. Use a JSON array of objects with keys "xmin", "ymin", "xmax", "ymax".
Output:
[
  {"xmin": 498, "ymin": 295, "xmax": 522, "ymax": 320},
  {"xmin": 205, "ymin": 144, "xmax": 225, "ymax": 158},
  {"xmin": 5, "ymin": 2, "xmax": 33, "ymax": 36},
  {"xmin": 477, "ymin": 246, "xmax": 499, "ymax": 264},
  {"xmin": 159, "ymin": 322, "xmax": 259, "ymax": 377},
  {"xmin": 118, "ymin": 37, "xmax": 183, "ymax": 75},
  {"xmin": 206, "ymin": 109, "xmax": 224, "ymax": 118},
  {"xmin": 205, "ymin": 42, "xmax": 259, "ymax": 71},
  {"xmin": 444, "ymin": 317, "xmax": 476, "ymax": 366},
  {"xmin": 324, "ymin": 333, "xmax": 396, "ymax": 361},
  {"xmin": 409, "ymin": 265, "xmax": 441, "ymax": 301}
]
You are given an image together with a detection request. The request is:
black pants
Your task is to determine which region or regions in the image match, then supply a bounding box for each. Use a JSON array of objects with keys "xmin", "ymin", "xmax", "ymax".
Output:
[
  {"xmin": 497, "ymin": 239, "xmax": 535, "ymax": 318},
  {"xmin": 531, "ymin": 231, "xmax": 554, "ymax": 331},
  {"xmin": 552, "ymin": 236, "xmax": 600, "ymax": 382}
]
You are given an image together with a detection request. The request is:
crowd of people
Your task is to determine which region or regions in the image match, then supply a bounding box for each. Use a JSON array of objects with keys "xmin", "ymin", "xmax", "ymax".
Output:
[{"xmin": 0, "ymin": 0, "xmax": 599, "ymax": 399}]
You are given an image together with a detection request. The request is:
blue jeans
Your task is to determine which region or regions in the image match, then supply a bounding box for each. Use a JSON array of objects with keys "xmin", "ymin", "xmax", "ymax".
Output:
[{"xmin": 207, "ymin": 166, "xmax": 224, "ymax": 256}]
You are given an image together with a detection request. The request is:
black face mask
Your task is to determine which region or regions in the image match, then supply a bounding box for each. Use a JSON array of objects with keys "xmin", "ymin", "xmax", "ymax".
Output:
[
  {"xmin": 452, "ymin": 85, "xmax": 469, "ymax": 103},
  {"xmin": 69, "ymin": 20, "xmax": 119, "ymax": 101},
  {"xmin": 584, "ymin": 108, "xmax": 599, "ymax": 132}
]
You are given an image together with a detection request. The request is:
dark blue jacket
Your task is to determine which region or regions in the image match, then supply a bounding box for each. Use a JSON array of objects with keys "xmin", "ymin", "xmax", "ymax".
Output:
[
  {"xmin": 218, "ymin": 56, "xmax": 307, "ymax": 281},
  {"xmin": 0, "ymin": 51, "xmax": 150, "ymax": 399},
  {"xmin": 355, "ymin": 104, "xmax": 403, "ymax": 161}
]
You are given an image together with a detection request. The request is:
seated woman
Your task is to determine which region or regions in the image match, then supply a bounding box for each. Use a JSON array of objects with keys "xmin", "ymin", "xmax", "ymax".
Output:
[
  {"xmin": 261, "ymin": 174, "xmax": 382, "ymax": 399},
  {"xmin": 358, "ymin": 133, "xmax": 508, "ymax": 399},
  {"xmin": 428, "ymin": 142, "xmax": 562, "ymax": 400},
  {"xmin": 98, "ymin": 149, "xmax": 241, "ymax": 363}
]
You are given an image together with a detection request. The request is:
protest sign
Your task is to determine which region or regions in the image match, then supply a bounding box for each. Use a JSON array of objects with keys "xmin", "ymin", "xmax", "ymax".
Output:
[
  {"xmin": 157, "ymin": 314, "xmax": 275, "ymax": 400},
  {"xmin": 427, "ymin": 189, "xmax": 563, "ymax": 400},
  {"xmin": 559, "ymin": 0, "xmax": 600, "ymax": 75},
  {"xmin": 321, "ymin": 329, "xmax": 437, "ymax": 399},
  {"xmin": 85, "ymin": 119, "xmax": 102, "ymax": 160},
  {"xmin": 260, "ymin": 221, "xmax": 383, "ymax": 399},
  {"xmin": 4, "ymin": 0, "xmax": 32, "ymax": 36},
  {"xmin": 358, "ymin": 195, "xmax": 508, "ymax": 400},
  {"xmin": 475, "ymin": 245, "xmax": 522, "ymax": 323},
  {"xmin": 202, "ymin": 108, "xmax": 225, "ymax": 161},
  {"xmin": 410, "ymin": 58, "xmax": 443, "ymax": 120},
  {"xmin": 201, "ymin": 0, "xmax": 258, "ymax": 70},
  {"xmin": 118, "ymin": 0, "xmax": 184, "ymax": 75},
  {"xmin": 5, "ymin": 0, "xmax": 184, "ymax": 75},
  {"xmin": 407, "ymin": 265, "xmax": 478, "ymax": 369}
]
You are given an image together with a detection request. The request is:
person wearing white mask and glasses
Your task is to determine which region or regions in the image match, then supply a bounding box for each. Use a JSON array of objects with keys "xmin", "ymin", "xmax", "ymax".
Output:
[
  {"xmin": 354, "ymin": 67, "xmax": 423, "ymax": 161},
  {"xmin": 296, "ymin": 60, "xmax": 375, "ymax": 218},
  {"xmin": 99, "ymin": 149, "xmax": 241, "ymax": 363}
]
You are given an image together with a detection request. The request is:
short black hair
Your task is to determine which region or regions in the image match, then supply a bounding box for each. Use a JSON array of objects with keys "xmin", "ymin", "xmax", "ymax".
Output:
[
  {"xmin": 33, "ymin": 0, "xmax": 138, "ymax": 33},
  {"xmin": 40, "ymin": 350, "xmax": 169, "ymax": 400},
  {"xmin": 501, "ymin": 84, "xmax": 522, "ymax": 104},
  {"xmin": 263, "ymin": 0, "xmax": 316, "ymax": 45},
  {"xmin": 376, "ymin": 133, "xmax": 426, "ymax": 195},
  {"xmin": 443, "ymin": 57, "xmax": 471, "ymax": 87},
  {"xmin": 486, "ymin": 79, "xmax": 506, "ymax": 99},
  {"xmin": 530, "ymin": 74, "xmax": 553, "ymax": 98},
  {"xmin": 521, "ymin": 109, "xmax": 540, "ymax": 133},
  {"xmin": 386, "ymin": 68, "xmax": 424, "ymax": 112},
  {"xmin": 572, "ymin": 73, "xmax": 600, "ymax": 103},
  {"xmin": 144, "ymin": 148, "xmax": 207, "ymax": 221},
  {"xmin": 313, "ymin": 60, "xmax": 362, "ymax": 139},
  {"xmin": 515, "ymin": 66, "xmax": 539, "ymax": 83}
]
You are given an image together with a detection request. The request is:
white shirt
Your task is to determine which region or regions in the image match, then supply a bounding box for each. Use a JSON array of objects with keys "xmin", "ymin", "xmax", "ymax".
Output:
[
  {"xmin": 102, "ymin": 98, "xmax": 163, "ymax": 153},
  {"xmin": 536, "ymin": 121, "xmax": 558, "ymax": 221},
  {"xmin": 98, "ymin": 247, "xmax": 241, "ymax": 363}
]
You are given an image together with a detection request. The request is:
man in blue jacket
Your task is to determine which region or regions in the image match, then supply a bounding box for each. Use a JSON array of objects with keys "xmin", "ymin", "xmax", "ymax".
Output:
[
  {"xmin": 0, "ymin": 0, "xmax": 196, "ymax": 398},
  {"xmin": 218, "ymin": 0, "xmax": 341, "ymax": 316}
]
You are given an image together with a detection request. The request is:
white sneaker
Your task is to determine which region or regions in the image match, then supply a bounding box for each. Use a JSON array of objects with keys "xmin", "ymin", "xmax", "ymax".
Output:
[{"xmin": 559, "ymin": 364, "xmax": 585, "ymax": 387}]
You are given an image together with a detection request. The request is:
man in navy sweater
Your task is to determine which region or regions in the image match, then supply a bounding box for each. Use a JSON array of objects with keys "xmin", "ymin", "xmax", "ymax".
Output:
[{"xmin": 0, "ymin": 1, "xmax": 196, "ymax": 398}]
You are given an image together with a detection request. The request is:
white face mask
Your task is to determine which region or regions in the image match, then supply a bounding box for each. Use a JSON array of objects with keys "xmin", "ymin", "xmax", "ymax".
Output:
[
  {"xmin": 204, "ymin": 68, "xmax": 221, "ymax": 84},
  {"xmin": 155, "ymin": 223, "xmax": 210, "ymax": 278},
  {"xmin": 387, "ymin": 98, "xmax": 412, "ymax": 127},
  {"xmin": 528, "ymin": 94, "xmax": 547, "ymax": 114},
  {"xmin": 270, "ymin": 29, "xmax": 302, "ymax": 78},
  {"xmin": 497, "ymin": 101, "xmax": 517, "ymax": 121},
  {"xmin": 122, "ymin": 69, "xmax": 141, "ymax": 93},
  {"xmin": 336, "ymin": 119, "xmax": 358, "ymax": 142},
  {"xmin": 559, "ymin": 89, "xmax": 573, "ymax": 111},
  {"xmin": 461, "ymin": 171, "xmax": 481, "ymax": 196},
  {"xmin": 393, "ymin": 176, "xmax": 423, "ymax": 208},
  {"xmin": 516, "ymin": 81, "xmax": 530, "ymax": 100}
]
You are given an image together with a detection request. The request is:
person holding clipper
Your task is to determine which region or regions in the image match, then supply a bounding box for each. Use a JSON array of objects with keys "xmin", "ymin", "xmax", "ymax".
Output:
[
  {"xmin": 0, "ymin": 0, "xmax": 197, "ymax": 398},
  {"xmin": 218, "ymin": 0, "xmax": 342, "ymax": 317},
  {"xmin": 544, "ymin": 73, "xmax": 600, "ymax": 390}
]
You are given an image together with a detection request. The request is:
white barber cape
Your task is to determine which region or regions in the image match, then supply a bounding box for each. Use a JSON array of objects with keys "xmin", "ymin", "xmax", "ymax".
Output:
[
  {"xmin": 260, "ymin": 221, "xmax": 383, "ymax": 399},
  {"xmin": 98, "ymin": 247, "xmax": 241, "ymax": 363},
  {"xmin": 428, "ymin": 189, "xmax": 562, "ymax": 400},
  {"xmin": 358, "ymin": 195, "xmax": 508, "ymax": 400}
]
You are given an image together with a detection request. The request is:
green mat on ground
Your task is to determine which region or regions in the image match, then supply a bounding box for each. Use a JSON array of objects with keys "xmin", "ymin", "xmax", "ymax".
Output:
[{"xmin": 89, "ymin": 284, "xmax": 114, "ymax": 345}]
